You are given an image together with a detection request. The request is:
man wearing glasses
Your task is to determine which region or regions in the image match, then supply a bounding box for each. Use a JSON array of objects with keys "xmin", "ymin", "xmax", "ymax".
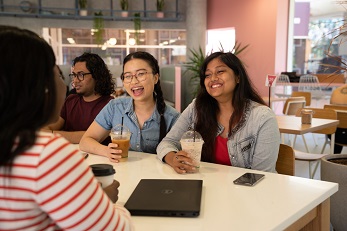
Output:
[{"xmin": 43, "ymin": 53, "xmax": 115, "ymax": 144}]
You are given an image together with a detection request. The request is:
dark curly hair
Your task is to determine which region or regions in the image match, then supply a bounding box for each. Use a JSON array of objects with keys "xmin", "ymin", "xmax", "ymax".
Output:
[
  {"xmin": 73, "ymin": 53, "xmax": 115, "ymax": 95},
  {"xmin": 0, "ymin": 26, "xmax": 56, "ymax": 166},
  {"xmin": 122, "ymin": 51, "xmax": 167, "ymax": 142}
]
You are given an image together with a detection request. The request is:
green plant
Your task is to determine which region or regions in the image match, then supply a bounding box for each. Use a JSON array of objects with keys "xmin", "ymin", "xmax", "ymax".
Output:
[
  {"xmin": 133, "ymin": 12, "xmax": 141, "ymax": 45},
  {"xmin": 93, "ymin": 11, "xmax": 104, "ymax": 45},
  {"xmin": 185, "ymin": 41, "xmax": 249, "ymax": 97},
  {"xmin": 79, "ymin": 0, "xmax": 87, "ymax": 9},
  {"xmin": 120, "ymin": 0, "xmax": 128, "ymax": 11},
  {"xmin": 156, "ymin": 0, "xmax": 164, "ymax": 11}
]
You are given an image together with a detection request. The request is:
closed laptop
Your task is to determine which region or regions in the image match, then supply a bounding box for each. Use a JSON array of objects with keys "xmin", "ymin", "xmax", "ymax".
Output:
[{"xmin": 124, "ymin": 179, "xmax": 203, "ymax": 217}]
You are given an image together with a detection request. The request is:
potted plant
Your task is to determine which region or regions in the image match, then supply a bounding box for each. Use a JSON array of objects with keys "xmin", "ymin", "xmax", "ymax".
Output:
[
  {"xmin": 79, "ymin": 0, "xmax": 88, "ymax": 16},
  {"xmin": 321, "ymin": 154, "xmax": 347, "ymax": 231},
  {"xmin": 156, "ymin": 0, "xmax": 164, "ymax": 18},
  {"xmin": 93, "ymin": 11, "xmax": 104, "ymax": 45},
  {"xmin": 120, "ymin": 0, "xmax": 129, "ymax": 17}
]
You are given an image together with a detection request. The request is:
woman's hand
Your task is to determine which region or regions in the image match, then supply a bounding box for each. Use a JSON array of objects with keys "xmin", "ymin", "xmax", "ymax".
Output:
[
  {"xmin": 164, "ymin": 151, "xmax": 196, "ymax": 174},
  {"xmin": 103, "ymin": 180, "xmax": 120, "ymax": 203},
  {"xmin": 106, "ymin": 143, "xmax": 122, "ymax": 163}
]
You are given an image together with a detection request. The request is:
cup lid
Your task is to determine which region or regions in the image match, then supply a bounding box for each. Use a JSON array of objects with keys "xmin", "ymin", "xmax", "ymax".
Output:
[
  {"xmin": 181, "ymin": 130, "xmax": 203, "ymax": 141},
  {"xmin": 111, "ymin": 124, "xmax": 131, "ymax": 134},
  {"xmin": 90, "ymin": 164, "xmax": 115, "ymax": 176}
]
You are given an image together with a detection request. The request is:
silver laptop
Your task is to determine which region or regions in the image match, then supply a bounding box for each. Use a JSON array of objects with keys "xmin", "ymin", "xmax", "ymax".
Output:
[{"xmin": 124, "ymin": 179, "xmax": 203, "ymax": 217}]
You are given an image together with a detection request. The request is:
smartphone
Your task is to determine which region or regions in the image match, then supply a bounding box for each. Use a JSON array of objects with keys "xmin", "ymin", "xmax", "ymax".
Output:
[{"xmin": 233, "ymin": 173, "xmax": 265, "ymax": 186}]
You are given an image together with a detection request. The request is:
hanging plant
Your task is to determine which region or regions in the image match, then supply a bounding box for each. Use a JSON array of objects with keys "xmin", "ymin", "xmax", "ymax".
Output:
[
  {"xmin": 93, "ymin": 11, "xmax": 104, "ymax": 45},
  {"xmin": 120, "ymin": 0, "xmax": 128, "ymax": 11},
  {"xmin": 133, "ymin": 12, "xmax": 141, "ymax": 45}
]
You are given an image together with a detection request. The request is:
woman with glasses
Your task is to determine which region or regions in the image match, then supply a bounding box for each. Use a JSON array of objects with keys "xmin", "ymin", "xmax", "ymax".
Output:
[
  {"xmin": 0, "ymin": 26, "xmax": 133, "ymax": 230},
  {"xmin": 157, "ymin": 52, "xmax": 280, "ymax": 174},
  {"xmin": 80, "ymin": 51, "xmax": 180, "ymax": 161}
]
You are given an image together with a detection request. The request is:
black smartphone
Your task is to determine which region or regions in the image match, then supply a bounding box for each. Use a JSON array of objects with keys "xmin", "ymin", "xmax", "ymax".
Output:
[{"xmin": 233, "ymin": 173, "xmax": 265, "ymax": 186}]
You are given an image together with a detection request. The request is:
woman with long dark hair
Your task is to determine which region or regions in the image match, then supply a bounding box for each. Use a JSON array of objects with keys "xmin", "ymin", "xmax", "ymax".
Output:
[
  {"xmin": 0, "ymin": 26, "xmax": 132, "ymax": 230},
  {"xmin": 80, "ymin": 51, "xmax": 179, "ymax": 161},
  {"xmin": 157, "ymin": 52, "xmax": 280, "ymax": 174}
]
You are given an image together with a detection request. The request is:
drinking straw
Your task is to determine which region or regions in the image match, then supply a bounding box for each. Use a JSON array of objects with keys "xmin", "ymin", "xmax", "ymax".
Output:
[
  {"xmin": 193, "ymin": 127, "xmax": 196, "ymax": 142},
  {"xmin": 121, "ymin": 116, "xmax": 124, "ymax": 135}
]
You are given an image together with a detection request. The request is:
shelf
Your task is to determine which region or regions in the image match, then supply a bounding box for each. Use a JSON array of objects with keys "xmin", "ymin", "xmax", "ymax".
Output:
[{"xmin": 0, "ymin": 0, "xmax": 183, "ymax": 22}]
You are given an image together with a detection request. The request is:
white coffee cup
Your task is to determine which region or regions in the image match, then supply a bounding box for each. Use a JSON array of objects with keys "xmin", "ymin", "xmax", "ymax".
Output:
[{"xmin": 90, "ymin": 164, "xmax": 115, "ymax": 188}]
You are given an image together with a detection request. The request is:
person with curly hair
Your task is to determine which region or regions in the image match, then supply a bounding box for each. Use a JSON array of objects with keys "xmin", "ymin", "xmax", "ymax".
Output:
[
  {"xmin": 157, "ymin": 52, "xmax": 280, "ymax": 174},
  {"xmin": 80, "ymin": 51, "xmax": 180, "ymax": 161},
  {"xmin": 44, "ymin": 53, "xmax": 115, "ymax": 144}
]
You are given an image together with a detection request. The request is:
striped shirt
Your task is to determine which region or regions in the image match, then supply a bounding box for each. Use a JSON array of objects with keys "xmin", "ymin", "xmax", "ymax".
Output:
[{"xmin": 0, "ymin": 132, "xmax": 133, "ymax": 230}]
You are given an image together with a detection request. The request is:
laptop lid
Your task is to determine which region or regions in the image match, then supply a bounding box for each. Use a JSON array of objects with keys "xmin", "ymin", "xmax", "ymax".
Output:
[{"xmin": 124, "ymin": 179, "xmax": 203, "ymax": 217}]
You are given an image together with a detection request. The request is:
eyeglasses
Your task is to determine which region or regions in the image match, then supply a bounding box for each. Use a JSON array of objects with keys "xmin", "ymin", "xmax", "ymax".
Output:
[
  {"xmin": 122, "ymin": 71, "xmax": 151, "ymax": 84},
  {"xmin": 68, "ymin": 72, "xmax": 92, "ymax": 81}
]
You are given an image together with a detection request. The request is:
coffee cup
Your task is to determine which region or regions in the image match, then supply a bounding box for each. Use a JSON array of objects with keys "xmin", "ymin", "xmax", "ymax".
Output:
[
  {"xmin": 301, "ymin": 109, "xmax": 314, "ymax": 124},
  {"xmin": 180, "ymin": 130, "xmax": 204, "ymax": 171},
  {"xmin": 110, "ymin": 124, "xmax": 131, "ymax": 158},
  {"xmin": 90, "ymin": 164, "xmax": 115, "ymax": 188}
]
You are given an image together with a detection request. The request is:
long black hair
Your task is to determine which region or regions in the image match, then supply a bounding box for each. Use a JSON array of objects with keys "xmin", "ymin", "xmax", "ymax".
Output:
[
  {"xmin": 0, "ymin": 26, "xmax": 57, "ymax": 166},
  {"xmin": 196, "ymin": 52, "xmax": 265, "ymax": 163},
  {"xmin": 122, "ymin": 51, "xmax": 167, "ymax": 142},
  {"xmin": 73, "ymin": 52, "xmax": 115, "ymax": 96}
]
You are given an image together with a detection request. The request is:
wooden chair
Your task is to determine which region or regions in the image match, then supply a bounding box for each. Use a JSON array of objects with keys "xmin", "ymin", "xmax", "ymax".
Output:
[
  {"xmin": 282, "ymin": 96, "xmax": 306, "ymax": 115},
  {"xmin": 294, "ymin": 108, "xmax": 337, "ymax": 154},
  {"xmin": 291, "ymin": 91, "xmax": 311, "ymax": 107},
  {"xmin": 324, "ymin": 104, "xmax": 347, "ymax": 150},
  {"xmin": 276, "ymin": 144, "xmax": 295, "ymax": 176},
  {"xmin": 294, "ymin": 108, "xmax": 337, "ymax": 179},
  {"xmin": 281, "ymin": 97, "xmax": 306, "ymax": 145}
]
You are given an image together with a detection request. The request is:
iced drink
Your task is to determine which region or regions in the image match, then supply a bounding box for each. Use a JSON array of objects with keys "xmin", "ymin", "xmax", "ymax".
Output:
[
  {"xmin": 110, "ymin": 125, "xmax": 131, "ymax": 158},
  {"xmin": 180, "ymin": 130, "xmax": 204, "ymax": 171}
]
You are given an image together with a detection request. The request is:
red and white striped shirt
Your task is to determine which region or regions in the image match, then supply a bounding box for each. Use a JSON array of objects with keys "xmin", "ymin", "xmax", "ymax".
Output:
[{"xmin": 0, "ymin": 132, "xmax": 133, "ymax": 230}]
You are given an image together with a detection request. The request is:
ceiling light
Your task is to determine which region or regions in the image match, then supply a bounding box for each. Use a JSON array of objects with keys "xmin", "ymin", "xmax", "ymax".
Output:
[
  {"xmin": 128, "ymin": 38, "xmax": 136, "ymax": 45},
  {"xmin": 67, "ymin": 37, "xmax": 75, "ymax": 44},
  {"xmin": 107, "ymin": 38, "xmax": 117, "ymax": 46}
]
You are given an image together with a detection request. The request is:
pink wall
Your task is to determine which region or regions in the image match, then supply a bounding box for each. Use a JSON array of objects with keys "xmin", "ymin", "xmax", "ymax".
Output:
[{"xmin": 207, "ymin": 0, "xmax": 289, "ymax": 96}]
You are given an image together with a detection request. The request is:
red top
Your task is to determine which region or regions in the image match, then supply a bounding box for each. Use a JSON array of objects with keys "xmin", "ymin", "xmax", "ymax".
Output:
[{"xmin": 215, "ymin": 135, "xmax": 231, "ymax": 166}]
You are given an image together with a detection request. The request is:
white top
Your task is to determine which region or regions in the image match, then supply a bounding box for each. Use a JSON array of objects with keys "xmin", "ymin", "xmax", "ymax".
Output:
[{"xmin": 86, "ymin": 151, "xmax": 338, "ymax": 231}]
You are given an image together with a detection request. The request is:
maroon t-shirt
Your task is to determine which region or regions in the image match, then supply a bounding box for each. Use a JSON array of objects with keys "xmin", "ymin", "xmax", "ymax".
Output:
[{"xmin": 61, "ymin": 94, "xmax": 113, "ymax": 131}]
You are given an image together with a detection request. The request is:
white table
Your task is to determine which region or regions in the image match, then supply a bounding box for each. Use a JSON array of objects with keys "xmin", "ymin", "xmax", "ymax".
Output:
[{"xmin": 85, "ymin": 151, "xmax": 338, "ymax": 231}]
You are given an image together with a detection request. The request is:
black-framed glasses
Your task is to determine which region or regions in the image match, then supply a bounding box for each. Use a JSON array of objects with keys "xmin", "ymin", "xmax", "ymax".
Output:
[
  {"xmin": 122, "ymin": 71, "xmax": 151, "ymax": 84},
  {"xmin": 69, "ymin": 72, "xmax": 92, "ymax": 81}
]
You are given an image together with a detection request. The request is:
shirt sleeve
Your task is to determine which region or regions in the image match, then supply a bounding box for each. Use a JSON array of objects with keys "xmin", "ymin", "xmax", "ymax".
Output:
[
  {"xmin": 157, "ymin": 101, "xmax": 195, "ymax": 161},
  {"xmin": 35, "ymin": 136, "xmax": 133, "ymax": 230}
]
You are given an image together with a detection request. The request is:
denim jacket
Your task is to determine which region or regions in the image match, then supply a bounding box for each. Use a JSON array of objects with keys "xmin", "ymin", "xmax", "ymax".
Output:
[
  {"xmin": 156, "ymin": 99, "xmax": 280, "ymax": 172},
  {"xmin": 95, "ymin": 97, "xmax": 180, "ymax": 154}
]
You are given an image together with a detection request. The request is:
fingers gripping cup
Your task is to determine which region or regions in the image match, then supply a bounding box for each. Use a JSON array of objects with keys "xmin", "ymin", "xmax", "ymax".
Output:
[
  {"xmin": 180, "ymin": 130, "xmax": 204, "ymax": 170},
  {"xmin": 110, "ymin": 124, "xmax": 131, "ymax": 158},
  {"xmin": 90, "ymin": 164, "xmax": 115, "ymax": 188}
]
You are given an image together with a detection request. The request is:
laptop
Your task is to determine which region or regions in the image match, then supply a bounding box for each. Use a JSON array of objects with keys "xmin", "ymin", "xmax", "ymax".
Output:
[{"xmin": 124, "ymin": 179, "xmax": 203, "ymax": 217}]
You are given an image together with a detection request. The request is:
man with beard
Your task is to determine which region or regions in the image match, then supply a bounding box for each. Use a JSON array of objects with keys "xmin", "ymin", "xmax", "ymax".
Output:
[{"xmin": 44, "ymin": 53, "xmax": 115, "ymax": 144}]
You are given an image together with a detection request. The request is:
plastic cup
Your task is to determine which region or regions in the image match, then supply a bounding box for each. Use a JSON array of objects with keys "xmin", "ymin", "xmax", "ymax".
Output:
[
  {"xmin": 90, "ymin": 164, "xmax": 115, "ymax": 188},
  {"xmin": 110, "ymin": 124, "xmax": 131, "ymax": 158},
  {"xmin": 180, "ymin": 130, "xmax": 204, "ymax": 171}
]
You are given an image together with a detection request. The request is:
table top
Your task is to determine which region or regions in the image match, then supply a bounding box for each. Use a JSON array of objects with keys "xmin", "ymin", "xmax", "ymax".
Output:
[
  {"xmin": 85, "ymin": 151, "xmax": 338, "ymax": 231},
  {"xmin": 276, "ymin": 115, "xmax": 339, "ymax": 135}
]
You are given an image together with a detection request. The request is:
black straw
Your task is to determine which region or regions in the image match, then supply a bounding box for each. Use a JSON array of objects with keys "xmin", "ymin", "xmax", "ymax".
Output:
[
  {"xmin": 193, "ymin": 128, "xmax": 196, "ymax": 142},
  {"xmin": 121, "ymin": 116, "xmax": 124, "ymax": 135}
]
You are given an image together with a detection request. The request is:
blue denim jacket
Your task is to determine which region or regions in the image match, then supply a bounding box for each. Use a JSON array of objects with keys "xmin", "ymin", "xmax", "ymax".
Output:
[
  {"xmin": 157, "ymin": 99, "xmax": 280, "ymax": 172},
  {"xmin": 95, "ymin": 97, "xmax": 180, "ymax": 154}
]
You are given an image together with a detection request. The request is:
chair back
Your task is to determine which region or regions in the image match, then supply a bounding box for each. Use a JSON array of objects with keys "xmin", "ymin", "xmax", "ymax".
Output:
[
  {"xmin": 298, "ymin": 74, "xmax": 324, "ymax": 98},
  {"xmin": 276, "ymin": 144, "xmax": 295, "ymax": 176},
  {"xmin": 283, "ymin": 96, "xmax": 306, "ymax": 115},
  {"xmin": 324, "ymin": 104, "xmax": 347, "ymax": 129},
  {"xmin": 291, "ymin": 91, "xmax": 311, "ymax": 106},
  {"xmin": 295, "ymin": 107, "xmax": 337, "ymax": 134}
]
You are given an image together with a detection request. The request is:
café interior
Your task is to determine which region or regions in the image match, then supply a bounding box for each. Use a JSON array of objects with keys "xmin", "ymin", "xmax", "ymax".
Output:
[{"xmin": 1, "ymin": 0, "xmax": 347, "ymax": 230}]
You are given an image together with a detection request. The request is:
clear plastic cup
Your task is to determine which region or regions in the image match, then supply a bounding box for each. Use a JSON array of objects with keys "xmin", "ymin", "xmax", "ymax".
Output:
[
  {"xmin": 110, "ymin": 124, "xmax": 131, "ymax": 158},
  {"xmin": 180, "ymin": 130, "xmax": 204, "ymax": 171}
]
